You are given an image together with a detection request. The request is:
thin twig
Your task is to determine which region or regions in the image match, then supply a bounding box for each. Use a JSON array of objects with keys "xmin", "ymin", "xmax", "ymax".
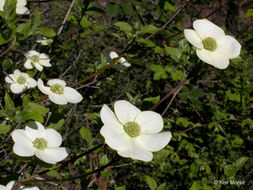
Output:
[
  {"xmin": 56, "ymin": 0, "xmax": 76, "ymax": 37},
  {"xmin": 162, "ymin": 86, "xmax": 183, "ymax": 116},
  {"xmin": 59, "ymin": 50, "xmax": 83, "ymax": 78},
  {"xmin": 44, "ymin": 112, "xmax": 52, "ymax": 127},
  {"xmin": 71, "ymin": 56, "xmax": 123, "ymax": 88},
  {"xmin": 75, "ymin": 77, "xmax": 97, "ymax": 90},
  {"xmin": 191, "ymin": 104, "xmax": 204, "ymax": 122},
  {"xmin": 161, "ymin": 70, "xmax": 186, "ymax": 116},
  {"xmin": 0, "ymin": 44, "xmax": 14, "ymax": 58},
  {"xmin": 150, "ymin": 70, "xmax": 187, "ymax": 111},
  {"xmin": 28, "ymin": 161, "xmax": 113, "ymax": 183},
  {"xmin": 38, "ymin": 143, "xmax": 104, "ymax": 175},
  {"xmin": 145, "ymin": 0, "xmax": 189, "ymax": 40},
  {"xmin": 206, "ymin": 6, "xmax": 222, "ymax": 18}
]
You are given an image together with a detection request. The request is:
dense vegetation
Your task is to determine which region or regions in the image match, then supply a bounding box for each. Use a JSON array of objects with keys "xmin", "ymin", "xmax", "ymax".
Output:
[{"xmin": 0, "ymin": 0, "xmax": 252, "ymax": 189}]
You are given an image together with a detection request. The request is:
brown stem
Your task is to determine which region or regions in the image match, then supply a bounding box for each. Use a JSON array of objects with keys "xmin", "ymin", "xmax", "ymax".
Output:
[
  {"xmin": 161, "ymin": 70, "xmax": 186, "ymax": 116},
  {"xmin": 0, "ymin": 44, "xmax": 14, "ymax": 58},
  {"xmin": 71, "ymin": 56, "xmax": 122, "ymax": 88},
  {"xmin": 150, "ymin": 70, "xmax": 188, "ymax": 111},
  {"xmin": 56, "ymin": 0, "xmax": 76, "ymax": 37},
  {"xmin": 145, "ymin": 0, "xmax": 189, "ymax": 41},
  {"xmin": 20, "ymin": 160, "xmax": 113, "ymax": 185},
  {"xmin": 38, "ymin": 143, "xmax": 104, "ymax": 175},
  {"xmin": 12, "ymin": 175, "xmax": 38, "ymax": 190}
]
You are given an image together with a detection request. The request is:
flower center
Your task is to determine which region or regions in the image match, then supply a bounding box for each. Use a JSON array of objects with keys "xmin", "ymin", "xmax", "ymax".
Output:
[
  {"xmin": 33, "ymin": 138, "xmax": 47, "ymax": 150},
  {"xmin": 202, "ymin": 37, "xmax": 217, "ymax": 51},
  {"xmin": 31, "ymin": 55, "xmax": 40, "ymax": 63},
  {"xmin": 123, "ymin": 122, "xmax": 141, "ymax": 138},
  {"xmin": 50, "ymin": 84, "xmax": 64, "ymax": 94},
  {"xmin": 17, "ymin": 76, "xmax": 26, "ymax": 85}
]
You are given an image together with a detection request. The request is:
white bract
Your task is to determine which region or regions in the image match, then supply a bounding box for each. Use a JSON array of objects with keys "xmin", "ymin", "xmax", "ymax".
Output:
[
  {"xmin": 108, "ymin": 51, "xmax": 131, "ymax": 67},
  {"xmin": 36, "ymin": 37, "xmax": 53, "ymax": 46},
  {"xmin": 100, "ymin": 100, "xmax": 172, "ymax": 161},
  {"xmin": 0, "ymin": 0, "xmax": 30, "ymax": 15},
  {"xmin": 184, "ymin": 18, "xmax": 241, "ymax": 69},
  {"xmin": 37, "ymin": 78, "xmax": 83, "ymax": 105},
  {"xmin": 5, "ymin": 69, "xmax": 37, "ymax": 94},
  {"xmin": 24, "ymin": 50, "xmax": 51, "ymax": 71},
  {"xmin": 11, "ymin": 122, "xmax": 69, "ymax": 164},
  {"xmin": 0, "ymin": 180, "xmax": 39, "ymax": 190}
]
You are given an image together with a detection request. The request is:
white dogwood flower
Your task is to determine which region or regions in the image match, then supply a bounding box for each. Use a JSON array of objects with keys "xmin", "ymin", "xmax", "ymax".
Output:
[
  {"xmin": 108, "ymin": 51, "xmax": 131, "ymax": 67},
  {"xmin": 184, "ymin": 18, "xmax": 241, "ymax": 69},
  {"xmin": 37, "ymin": 79, "xmax": 83, "ymax": 105},
  {"xmin": 11, "ymin": 122, "xmax": 68, "ymax": 164},
  {"xmin": 36, "ymin": 37, "xmax": 53, "ymax": 46},
  {"xmin": 24, "ymin": 50, "xmax": 51, "ymax": 71},
  {"xmin": 100, "ymin": 100, "xmax": 172, "ymax": 162},
  {"xmin": 0, "ymin": 180, "xmax": 39, "ymax": 190},
  {"xmin": 0, "ymin": 0, "xmax": 30, "ymax": 15},
  {"xmin": 5, "ymin": 69, "xmax": 37, "ymax": 94}
]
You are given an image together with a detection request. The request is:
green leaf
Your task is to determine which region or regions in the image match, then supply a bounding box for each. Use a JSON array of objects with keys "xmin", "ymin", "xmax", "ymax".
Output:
[
  {"xmin": 79, "ymin": 127, "xmax": 93, "ymax": 143},
  {"xmin": 190, "ymin": 181, "xmax": 201, "ymax": 190},
  {"xmin": 0, "ymin": 124, "xmax": 11, "ymax": 135},
  {"xmin": 37, "ymin": 27, "xmax": 56, "ymax": 37},
  {"xmin": 115, "ymin": 186, "xmax": 126, "ymax": 190},
  {"xmin": 97, "ymin": 53, "xmax": 107, "ymax": 70},
  {"xmin": 80, "ymin": 16, "xmax": 92, "ymax": 28},
  {"xmin": 33, "ymin": 8, "xmax": 41, "ymax": 29},
  {"xmin": 191, "ymin": 88, "xmax": 203, "ymax": 98},
  {"xmin": 234, "ymin": 157, "xmax": 249, "ymax": 170},
  {"xmin": 171, "ymin": 70, "xmax": 183, "ymax": 81},
  {"xmin": 4, "ymin": 93, "xmax": 15, "ymax": 112},
  {"xmin": 244, "ymin": 8, "xmax": 253, "ymax": 18},
  {"xmin": 18, "ymin": 102, "xmax": 49, "ymax": 123},
  {"xmin": 145, "ymin": 176, "xmax": 157, "ymax": 190},
  {"xmin": 154, "ymin": 46, "xmax": 163, "ymax": 54},
  {"xmin": 153, "ymin": 149, "xmax": 170, "ymax": 163},
  {"xmin": 100, "ymin": 155, "xmax": 109, "ymax": 166},
  {"xmin": 16, "ymin": 23, "xmax": 32, "ymax": 35},
  {"xmin": 48, "ymin": 119, "xmax": 64, "ymax": 130},
  {"xmin": 106, "ymin": 4, "xmax": 120, "ymax": 17},
  {"xmin": 121, "ymin": 3, "xmax": 134, "ymax": 15},
  {"xmin": 202, "ymin": 185, "xmax": 213, "ymax": 190},
  {"xmin": 140, "ymin": 25, "xmax": 159, "ymax": 34},
  {"xmin": 156, "ymin": 183, "xmax": 166, "ymax": 190},
  {"xmin": 22, "ymin": 95, "xmax": 30, "ymax": 107},
  {"xmin": 164, "ymin": 46, "xmax": 182, "ymax": 62},
  {"xmin": 136, "ymin": 38, "xmax": 156, "ymax": 47},
  {"xmin": 114, "ymin": 22, "xmax": 133, "ymax": 34},
  {"xmin": 0, "ymin": 110, "xmax": 7, "ymax": 118},
  {"xmin": 149, "ymin": 64, "xmax": 169, "ymax": 80},
  {"xmin": 164, "ymin": 2, "xmax": 175, "ymax": 12},
  {"xmin": 47, "ymin": 170, "xmax": 59, "ymax": 177},
  {"xmin": 224, "ymin": 165, "xmax": 237, "ymax": 178},
  {"xmin": 87, "ymin": 6, "xmax": 105, "ymax": 14},
  {"xmin": 150, "ymin": 64, "xmax": 163, "ymax": 72},
  {"xmin": 86, "ymin": 113, "xmax": 99, "ymax": 120},
  {"xmin": 0, "ymin": 34, "xmax": 8, "ymax": 45},
  {"xmin": 154, "ymin": 71, "xmax": 167, "ymax": 80},
  {"xmin": 176, "ymin": 117, "xmax": 189, "ymax": 127},
  {"xmin": 143, "ymin": 96, "xmax": 160, "ymax": 104},
  {"xmin": 3, "ymin": 0, "xmax": 16, "ymax": 20},
  {"xmin": 231, "ymin": 136, "xmax": 243, "ymax": 148},
  {"xmin": 225, "ymin": 89, "xmax": 240, "ymax": 102}
]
